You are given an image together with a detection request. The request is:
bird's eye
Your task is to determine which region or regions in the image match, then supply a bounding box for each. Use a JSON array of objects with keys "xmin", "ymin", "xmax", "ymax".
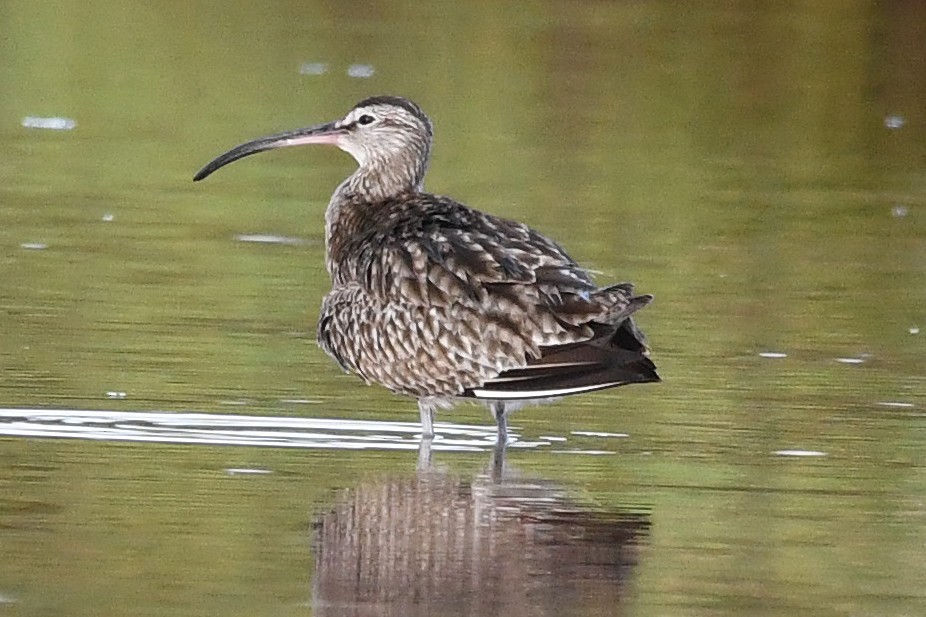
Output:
[{"xmin": 357, "ymin": 114, "xmax": 375, "ymax": 126}]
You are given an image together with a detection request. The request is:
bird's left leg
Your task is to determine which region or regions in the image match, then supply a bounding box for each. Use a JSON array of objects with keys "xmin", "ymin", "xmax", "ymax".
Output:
[
  {"xmin": 418, "ymin": 399, "xmax": 436, "ymax": 438},
  {"xmin": 417, "ymin": 435, "xmax": 433, "ymax": 471}
]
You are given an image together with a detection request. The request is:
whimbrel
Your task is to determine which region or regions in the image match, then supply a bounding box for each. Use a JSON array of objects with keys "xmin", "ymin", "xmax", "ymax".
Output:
[{"xmin": 194, "ymin": 96, "xmax": 659, "ymax": 443}]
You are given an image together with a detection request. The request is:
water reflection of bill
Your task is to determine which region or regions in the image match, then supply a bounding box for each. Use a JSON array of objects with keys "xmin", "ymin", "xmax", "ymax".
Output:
[{"xmin": 312, "ymin": 449, "xmax": 650, "ymax": 617}]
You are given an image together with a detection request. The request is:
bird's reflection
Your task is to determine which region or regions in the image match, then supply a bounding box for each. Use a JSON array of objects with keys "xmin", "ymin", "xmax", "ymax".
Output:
[{"xmin": 312, "ymin": 445, "xmax": 650, "ymax": 616}]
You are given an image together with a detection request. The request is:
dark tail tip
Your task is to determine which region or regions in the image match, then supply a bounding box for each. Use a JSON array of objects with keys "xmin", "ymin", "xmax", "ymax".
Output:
[{"xmin": 627, "ymin": 355, "xmax": 660, "ymax": 384}]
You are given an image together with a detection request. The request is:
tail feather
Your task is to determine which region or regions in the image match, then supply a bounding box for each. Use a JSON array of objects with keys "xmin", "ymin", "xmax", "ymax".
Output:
[{"xmin": 463, "ymin": 318, "xmax": 659, "ymax": 401}]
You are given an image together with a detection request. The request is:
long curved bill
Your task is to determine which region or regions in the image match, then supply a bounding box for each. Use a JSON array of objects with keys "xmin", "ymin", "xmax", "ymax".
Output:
[{"xmin": 193, "ymin": 120, "xmax": 344, "ymax": 182}]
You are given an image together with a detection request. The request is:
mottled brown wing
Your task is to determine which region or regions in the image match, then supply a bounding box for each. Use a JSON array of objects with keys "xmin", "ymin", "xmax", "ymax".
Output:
[{"xmin": 370, "ymin": 196, "xmax": 610, "ymax": 327}]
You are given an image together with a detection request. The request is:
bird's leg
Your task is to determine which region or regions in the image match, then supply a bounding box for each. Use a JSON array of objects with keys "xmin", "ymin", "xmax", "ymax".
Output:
[
  {"xmin": 417, "ymin": 435, "xmax": 433, "ymax": 471},
  {"xmin": 491, "ymin": 437, "xmax": 507, "ymax": 482},
  {"xmin": 418, "ymin": 399, "xmax": 436, "ymax": 438},
  {"xmin": 491, "ymin": 401, "xmax": 508, "ymax": 445}
]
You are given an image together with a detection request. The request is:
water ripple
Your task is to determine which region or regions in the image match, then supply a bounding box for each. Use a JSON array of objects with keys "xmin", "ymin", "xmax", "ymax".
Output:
[{"xmin": 0, "ymin": 408, "xmax": 552, "ymax": 452}]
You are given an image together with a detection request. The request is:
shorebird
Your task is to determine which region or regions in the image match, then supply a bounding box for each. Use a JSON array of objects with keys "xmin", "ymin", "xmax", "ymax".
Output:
[{"xmin": 194, "ymin": 95, "xmax": 659, "ymax": 443}]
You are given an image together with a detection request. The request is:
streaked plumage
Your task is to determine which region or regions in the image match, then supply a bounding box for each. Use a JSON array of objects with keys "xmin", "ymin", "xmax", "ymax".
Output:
[{"xmin": 194, "ymin": 95, "xmax": 659, "ymax": 442}]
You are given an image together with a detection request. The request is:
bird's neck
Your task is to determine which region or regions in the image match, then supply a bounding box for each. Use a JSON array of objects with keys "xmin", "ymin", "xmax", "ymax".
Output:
[
  {"xmin": 343, "ymin": 146, "xmax": 429, "ymax": 202},
  {"xmin": 323, "ymin": 156, "xmax": 429, "ymax": 279}
]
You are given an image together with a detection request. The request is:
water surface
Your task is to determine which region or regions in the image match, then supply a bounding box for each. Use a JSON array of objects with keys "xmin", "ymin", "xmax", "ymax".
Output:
[{"xmin": 1, "ymin": 2, "xmax": 925, "ymax": 616}]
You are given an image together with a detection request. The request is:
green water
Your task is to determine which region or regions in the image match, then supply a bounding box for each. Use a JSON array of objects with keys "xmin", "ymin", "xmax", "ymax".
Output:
[{"xmin": 2, "ymin": 1, "xmax": 925, "ymax": 616}]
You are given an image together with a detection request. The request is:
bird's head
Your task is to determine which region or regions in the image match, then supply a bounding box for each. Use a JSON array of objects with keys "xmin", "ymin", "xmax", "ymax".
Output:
[{"xmin": 194, "ymin": 95, "xmax": 433, "ymax": 195}]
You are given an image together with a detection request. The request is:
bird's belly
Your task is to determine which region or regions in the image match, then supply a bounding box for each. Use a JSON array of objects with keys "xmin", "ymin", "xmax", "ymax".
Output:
[{"xmin": 317, "ymin": 288, "xmax": 531, "ymax": 398}]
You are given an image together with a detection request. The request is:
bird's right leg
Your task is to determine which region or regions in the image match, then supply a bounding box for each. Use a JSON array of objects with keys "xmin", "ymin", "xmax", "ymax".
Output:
[
  {"xmin": 491, "ymin": 438, "xmax": 507, "ymax": 482},
  {"xmin": 418, "ymin": 399, "xmax": 436, "ymax": 438},
  {"xmin": 490, "ymin": 401, "xmax": 508, "ymax": 445}
]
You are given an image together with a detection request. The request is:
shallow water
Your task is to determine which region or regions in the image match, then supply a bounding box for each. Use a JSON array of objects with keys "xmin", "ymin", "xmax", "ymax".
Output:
[{"xmin": 2, "ymin": 1, "xmax": 926, "ymax": 616}]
